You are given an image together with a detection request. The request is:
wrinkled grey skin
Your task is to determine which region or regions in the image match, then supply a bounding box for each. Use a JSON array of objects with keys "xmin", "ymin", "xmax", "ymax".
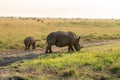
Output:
[
  {"xmin": 45, "ymin": 31, "xmax": 81, "ymax": 53},
  {"xmin": 24, "ymin": 36, "xmax": 36, "ymax": 50}
]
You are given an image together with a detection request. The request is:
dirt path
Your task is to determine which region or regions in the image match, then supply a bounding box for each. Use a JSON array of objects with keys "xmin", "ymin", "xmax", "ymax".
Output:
[{"xmin": 0, "ymin": 39, "xmax": 119, "ymax": 67}]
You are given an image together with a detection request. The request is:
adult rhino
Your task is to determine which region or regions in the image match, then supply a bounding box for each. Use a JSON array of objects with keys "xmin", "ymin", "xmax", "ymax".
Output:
[{"xmin": 45, "ymin": 31, "xmax": 82, "ymax": 53}]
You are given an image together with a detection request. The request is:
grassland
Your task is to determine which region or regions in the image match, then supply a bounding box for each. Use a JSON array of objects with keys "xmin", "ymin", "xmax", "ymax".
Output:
[
  {"xmin": 1, "ymin": 17, "xmax": 120, "ymax": 50},
  {"xmin": 0, "ymin": 17, "xmax": 120, "ymax": 80}
]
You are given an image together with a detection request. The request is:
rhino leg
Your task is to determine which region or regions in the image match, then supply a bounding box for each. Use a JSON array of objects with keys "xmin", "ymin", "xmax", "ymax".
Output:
[
  {"xmin": 32, "ymin": 43, "xmax": 36, "ymax": 49},
  {"xmin": 71, "ymin": 46, "xmax": 74, "ymax": 51},
  {"xmin": 49, "ymin": 48, "xmax": 53, "ymax": 53},
  {"xmin": 45, "ymin": 44, "xmax": 53, "ymax": 53},
  {"xmin": 28, "ymin": 45, "xmax": 30, "ymax": 49},
  {"xmin": 24, "ymin": 45, "xmax": 28, "ymax": 50},
  {"xmin": 68, "ymin": 45, "xmax": 74, "ymax": 52}
]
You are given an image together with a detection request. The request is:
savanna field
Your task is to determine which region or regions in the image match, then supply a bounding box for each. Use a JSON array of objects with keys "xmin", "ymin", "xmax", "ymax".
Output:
[{"xmin": 0, "ymin": 17, "xmax": 120, "ymax": 80}]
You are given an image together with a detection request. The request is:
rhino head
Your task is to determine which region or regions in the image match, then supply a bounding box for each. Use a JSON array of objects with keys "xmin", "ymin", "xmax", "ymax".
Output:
[{"xmin": 74, "ymin": 37, "xmax": 82, "ymax": 51}]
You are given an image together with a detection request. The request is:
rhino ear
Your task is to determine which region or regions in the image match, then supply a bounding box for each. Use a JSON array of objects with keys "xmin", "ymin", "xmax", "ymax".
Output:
[{"xmin": 78, "ymin": 37, "xmax": 80, "ymax": 40}]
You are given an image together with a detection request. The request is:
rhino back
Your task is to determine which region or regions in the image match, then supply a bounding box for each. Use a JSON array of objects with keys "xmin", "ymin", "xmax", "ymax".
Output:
[{"xmin": 24, "ymin": 37, "xmax": 35, "ymax": 45}]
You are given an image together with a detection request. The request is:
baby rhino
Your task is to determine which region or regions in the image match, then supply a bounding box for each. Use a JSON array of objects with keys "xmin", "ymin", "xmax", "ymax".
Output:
[
  {"xmin": 45, "ymin": 31, "xmax": 82, "ymax": 53},
  {"xmin": 24, "ymin": 36, "xmax": 37, "ymax": 50}
]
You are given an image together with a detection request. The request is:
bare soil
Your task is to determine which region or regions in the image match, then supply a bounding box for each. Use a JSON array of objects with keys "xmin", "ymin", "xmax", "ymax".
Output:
[{"xmin": 0, "ymin": 39, "xmax": 120, "ymax": 67}]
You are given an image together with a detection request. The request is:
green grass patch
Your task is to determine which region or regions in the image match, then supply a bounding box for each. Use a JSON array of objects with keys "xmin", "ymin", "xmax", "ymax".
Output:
[{"xmin": 11, "ymin": 42, "xmax": 120, "ymax": 80}]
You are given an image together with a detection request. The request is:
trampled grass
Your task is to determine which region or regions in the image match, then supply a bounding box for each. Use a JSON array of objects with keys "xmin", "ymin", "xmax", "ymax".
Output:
[
  {"xmin": 1, "ymin": 17, "xmax": 120, "ymax": 50},
  {"xmin": 11, "ymin": 42, "xmax": 120, "ymax": 80}
]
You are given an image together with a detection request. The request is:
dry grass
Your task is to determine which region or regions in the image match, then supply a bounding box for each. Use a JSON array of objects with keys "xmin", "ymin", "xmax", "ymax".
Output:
[{"xmin": 0, "ymin": 17, "xmax": 120, "ymax": 50}]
